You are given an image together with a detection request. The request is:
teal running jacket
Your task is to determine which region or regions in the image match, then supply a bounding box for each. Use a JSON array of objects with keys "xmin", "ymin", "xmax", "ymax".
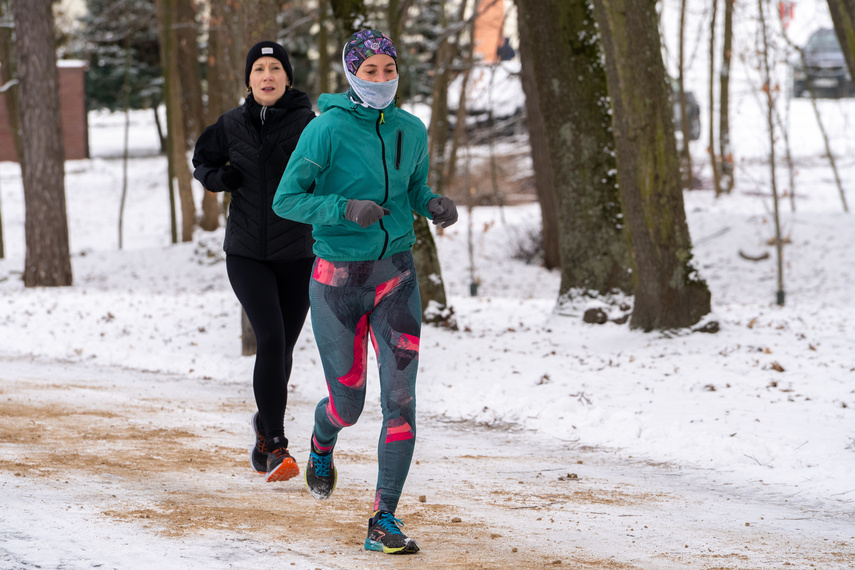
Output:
[{"xmin": 273, "ymin": 92, "xmax": 440, "ymax": 261}]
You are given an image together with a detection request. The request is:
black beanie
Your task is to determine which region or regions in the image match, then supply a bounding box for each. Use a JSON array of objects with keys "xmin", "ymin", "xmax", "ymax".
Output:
[{"xmin": 245, "ymin": 41, "xmax": 293, "ymax": 87}]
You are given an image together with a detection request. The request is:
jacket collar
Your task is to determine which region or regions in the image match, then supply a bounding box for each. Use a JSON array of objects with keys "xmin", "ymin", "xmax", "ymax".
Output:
[
  {"xmin": 318, "ymin": 92, "xmax": 398, "ymax": 122},
  {"xmin": 244, "ymin": 89, "xmax": 313, "ymax": 126}
]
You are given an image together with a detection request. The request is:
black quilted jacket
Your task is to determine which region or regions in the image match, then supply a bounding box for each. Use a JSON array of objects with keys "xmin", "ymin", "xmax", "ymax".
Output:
[{"xmin": 193, "ymin": 90, "xmax": 315, "ymax": 261}]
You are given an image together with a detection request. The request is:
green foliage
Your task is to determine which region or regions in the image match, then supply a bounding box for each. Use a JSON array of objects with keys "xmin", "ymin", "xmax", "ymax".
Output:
[{"xmin": 73, "ymin": 0, "xmax": 162, "ymax": 111}]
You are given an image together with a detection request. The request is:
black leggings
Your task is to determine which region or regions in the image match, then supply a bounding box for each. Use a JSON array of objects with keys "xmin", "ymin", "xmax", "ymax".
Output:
[{"xmin": 226, "ymin": 255, "xmax": 313, "ymax": 447}]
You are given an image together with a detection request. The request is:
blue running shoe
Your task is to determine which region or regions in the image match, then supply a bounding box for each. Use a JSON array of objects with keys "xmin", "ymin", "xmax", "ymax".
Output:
[
  {"xmin": 365, "ymin": 511, "xmax": 420, "ymax": 554},
  {"xmin": 305, "ymin": 444, "xmax": 336, "ymax": 500}
]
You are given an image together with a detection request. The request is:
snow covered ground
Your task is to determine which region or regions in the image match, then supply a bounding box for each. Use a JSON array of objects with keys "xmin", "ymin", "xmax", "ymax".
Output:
[
  {"xmin": 2, "ymin": 3, "xmax": 855, "ymax": 565},
  {"xmin": 1, "ymin": 95, "xmax": 853, "ymax": 567}
]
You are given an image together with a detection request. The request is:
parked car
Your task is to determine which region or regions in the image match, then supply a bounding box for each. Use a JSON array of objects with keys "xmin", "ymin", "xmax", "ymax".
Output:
[
  {"xmin": 671, "ymin": 83, "xmax": 701, "ymax": 141},
  {"xmin": 792, "ymin": 28, "xmax": 855, "ymax": 98}
]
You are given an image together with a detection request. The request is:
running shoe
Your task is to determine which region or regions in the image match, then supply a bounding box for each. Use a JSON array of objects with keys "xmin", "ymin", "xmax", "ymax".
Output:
[
  {"xmin": 266, "ymin": 444, "xmax": 299, "ymax": 482},
  {"xmin": 305, "ymin": 445, "xmax": 337, "ymax": 500},
  {"xmin": 250, "ymin": 412, "xmax": 267, "ymax": 474},
  {"xmin": 364, "ymin": 511, "xmax": 419, "ymax": 554}
]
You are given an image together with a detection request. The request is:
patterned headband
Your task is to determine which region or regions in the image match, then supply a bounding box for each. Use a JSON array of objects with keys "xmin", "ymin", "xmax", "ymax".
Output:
[{"xmin": 343, "ymin": 29, "xmax": 397, "ymax": 75}]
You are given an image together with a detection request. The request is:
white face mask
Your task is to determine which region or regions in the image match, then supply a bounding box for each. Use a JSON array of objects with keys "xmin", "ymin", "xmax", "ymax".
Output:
[{"xmin": 342, "ymin": 47, "xmax": 398, "ymax": 109}]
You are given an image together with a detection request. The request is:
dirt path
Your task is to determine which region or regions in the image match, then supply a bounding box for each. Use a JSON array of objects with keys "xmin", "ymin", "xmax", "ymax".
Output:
[{"xmin": 1, "ymin": 358, "xmax": 853, "ymax": 569}]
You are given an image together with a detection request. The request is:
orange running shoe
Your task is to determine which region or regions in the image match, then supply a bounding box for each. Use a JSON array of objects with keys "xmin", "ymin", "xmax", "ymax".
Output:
[{"xmin": 266, "ymin": 445, "xmax": 299, "ymax": 482}]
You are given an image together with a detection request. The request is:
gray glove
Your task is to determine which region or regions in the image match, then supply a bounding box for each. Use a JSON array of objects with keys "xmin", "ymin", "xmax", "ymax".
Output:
[
  {"xmin": 427, "ymin": 196, "xmax": 458, "ymax": 228},
  {"xmin": 345, "ymin": 199, "xmax": 390, "ymax": 228}
]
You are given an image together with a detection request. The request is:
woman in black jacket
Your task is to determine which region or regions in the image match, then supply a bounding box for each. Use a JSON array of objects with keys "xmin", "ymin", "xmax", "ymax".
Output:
[{"xmin": 192, "ymin": 41, "xmax": 315, "ymax": 483}]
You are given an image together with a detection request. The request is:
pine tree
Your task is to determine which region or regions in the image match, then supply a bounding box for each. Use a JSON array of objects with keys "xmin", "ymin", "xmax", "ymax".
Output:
[{"xmin": 77, "ymin": 0, "xmax": 162, "ymax": 111}]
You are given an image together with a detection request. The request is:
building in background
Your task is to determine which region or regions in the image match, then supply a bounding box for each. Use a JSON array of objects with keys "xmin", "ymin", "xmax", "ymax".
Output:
[
  {"xmin": 473, "ymin": 0, "xmax": 515, "ymax": 63},
  {"xmin": 0, "ymin": 60, "xmax": 89, "ymax": 162}
]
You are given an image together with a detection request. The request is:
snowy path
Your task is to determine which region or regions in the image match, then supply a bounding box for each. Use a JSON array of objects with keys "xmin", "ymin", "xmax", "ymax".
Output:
[{"xmin": 1, "ymin": 357, "xmax": 852, "ymax": 569}]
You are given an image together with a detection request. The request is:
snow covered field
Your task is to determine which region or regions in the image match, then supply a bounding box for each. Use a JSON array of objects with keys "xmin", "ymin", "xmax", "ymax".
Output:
[{"xmin": 1, "ymin": 4, "xmax": 855, "ymax": 565}]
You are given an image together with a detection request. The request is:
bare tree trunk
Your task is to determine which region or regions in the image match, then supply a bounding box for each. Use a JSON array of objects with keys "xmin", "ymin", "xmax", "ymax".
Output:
[
  {"xmin": 827, "ymin": 0, "xmax": 855, "ymax": 87},
  {"xmin": 0, "ymin": 0, "xmax": 23, "ymax": 169},
  {"xmin": 13, "ymin": 0, "xmax": 73, "ymax": 287},
  {"xmin": 415, "ymin": 0, "xmax": 464, "ymax": 327},
  {"xmin": 678, "ymin": 0, "xmax": 693, "ymax": 189},
  {"xmin": 207, "ymin": 0, "xmax": 242, "ymax": 121},
  {"xmin": 242, "ymin": 0, "xmax": 280, "ymax": 46},
  {"xmin": 0, "ymin": 0, "xmax": 22, "ymax": 259},
  {"xmin": 709, "ymin": 0, "xmax": 722, "ymax": 196},
  {"xmin": 444, "ymin": 0, "xmax": 485, "ymax": 194},
  {"xmin": 157, "ymin": 0, "xmax": 197, "ymax": 242},
  {"xmin": 592, "ymin": 0, "xmax": 711, "ymax": 330},
  {"xmin": 758, "ymin": 0, "xmax": 785, "ymax": 306},
  {"xmin": 517, "ymin": 23, "xmax": 559, "ymax": 270},
  {"xmin": 119, "ymin": 35, "xmax": 131, "ymax": 250},
  {"xmin": 518, "ymin": 0, "xmax": 631, "ymax": 296},
  {"xmin": 318, "ymin": 0, "xmax": 331, "ymax": 94},
  {"xmin": 719, "ymin": 0, "xmax": 734, "ymax": 192},
  {"xmin": 774, "ymin": 104, "xmax": 797, "ymax": 212},
  {"xmin": 386, "ymin": 0, "xmax": 413, "ymax": 41},
  {"xmin": 175, "ymin": 0, "xmax": 217, "ymax": 231},
  {"xmin": 427, "ymin": 0, "xmax": 467, "ymax": 198},
  {"xmin": 153, "ymin": 105, "xmax": 167, "ymax": 155},
  {"xmin": 177, "ymin": 0, "xmax": 204, "ymax": 144},
  {"xmin": 416, "ymin": 1, "xmax": 464, "ymax": 326}
]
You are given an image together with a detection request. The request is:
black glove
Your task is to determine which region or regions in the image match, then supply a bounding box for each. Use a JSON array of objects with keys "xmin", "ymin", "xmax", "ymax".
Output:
[
  {"xmin": 427, "ymin": 196, "xmax": 458, "ymax": 228},
  {"xmin": 219, "ymin": 165, "xmax": 242, "ymax": 191},
  {"xmin": 345, "ymin": 199, "xmax": 390, "ymax": 228}
]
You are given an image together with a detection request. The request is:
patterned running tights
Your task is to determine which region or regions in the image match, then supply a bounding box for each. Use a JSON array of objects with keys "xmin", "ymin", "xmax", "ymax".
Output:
[{"xmin": 309, "ymin": 250, "xmax": 421, "ymax": 514}]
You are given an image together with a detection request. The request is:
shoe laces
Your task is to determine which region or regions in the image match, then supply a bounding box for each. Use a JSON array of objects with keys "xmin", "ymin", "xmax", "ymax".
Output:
[
  {"xmin": 375, "ymin": 512, "xmax": 405, "ymax": 535},
  {"xmin": 310, "ymin": 451, "xmax": 332, "ymax": 477},
  {"xmin": 271, "ymin": 447, "xmax": 291, "ymax": 459}
]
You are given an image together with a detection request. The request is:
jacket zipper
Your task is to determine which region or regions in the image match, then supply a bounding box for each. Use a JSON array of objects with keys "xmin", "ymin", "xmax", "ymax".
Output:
[
  {"xmin": 375, "ymin": 111, "xmax": 390, "ymax": 259},
  {"xmin": 259, "ymin": 117, "xmax": 269, "ymax": 259}
]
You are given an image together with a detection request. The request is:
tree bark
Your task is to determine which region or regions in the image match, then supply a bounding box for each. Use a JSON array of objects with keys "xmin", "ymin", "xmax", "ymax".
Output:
[
  {"xmin": 719, "ymin": 0, "xmax": 734, "ymax": 192},
  {"xmin": 709, "ymin": 0, "xmax": 722, "ymax": 197},
  {"xmin": 427, "ymin": 0, "xmax": 468, "ymax": 198},
  {"xmin": 515, "ymin": 0, "xmax": 559, "ymax": 270},
  {"xmin": 517, "ymin": 0, "xmax": 631, "ymax": 295},
  {"xmin": 156, "ymin": 0, "xmax": 196, "ymax": 242},
  {"xmin": 416, "ymin": 0, "xmax": 463, "ymax": 326},
  {"xmin": 242, "ymin": 0, "xmax": 280, "ymax": 46},
  {"xmin": 176, "ymin": 0, "xmax": 204, "ymax": 144},
  {"xmin": 677, "ymin": 0, "xmax": 693, "ymax": 189},
  {"xmin": 758, "ymin": 0, "xmax": 785, "ymax": 305},
  {"xmin": 13, "ymin": 0, "xmax": 73, "ymax": 287},
  {"xmin": 592, "ymin": 0, "xmax": 711, "ymax": 330},
  {"xmin": 174, "ymin": 0, "xmax": 217, "ymax": 232},
  {"xmin": 827, "ymin": 0, "xmax": 855, "ymax": 87},
  {"xmin": 207, "ymin": 0, "xmax": 243, "ymax": 122},
  {"xmin": 317, "ymin": 0, "xmax": 331, "ymax": 94}
]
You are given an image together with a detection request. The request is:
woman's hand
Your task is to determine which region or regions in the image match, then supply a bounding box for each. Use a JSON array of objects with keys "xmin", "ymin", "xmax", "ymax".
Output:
[
  {"xmin": 345, "ymin": 199, "xmax": 391, "ymax": 228},
  {"xmin": 427, "ymin": 196, "xmax": 458, "ymax": 228},
  {"xmin": 219, "ymin": 165, "xmax": 243, "ymax": 191}
]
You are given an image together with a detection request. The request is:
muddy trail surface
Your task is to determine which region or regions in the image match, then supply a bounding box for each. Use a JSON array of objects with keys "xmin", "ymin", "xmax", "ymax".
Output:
[{"xmin": 1, "ymin": 358, "xmax": 853, "ymax": 569}]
